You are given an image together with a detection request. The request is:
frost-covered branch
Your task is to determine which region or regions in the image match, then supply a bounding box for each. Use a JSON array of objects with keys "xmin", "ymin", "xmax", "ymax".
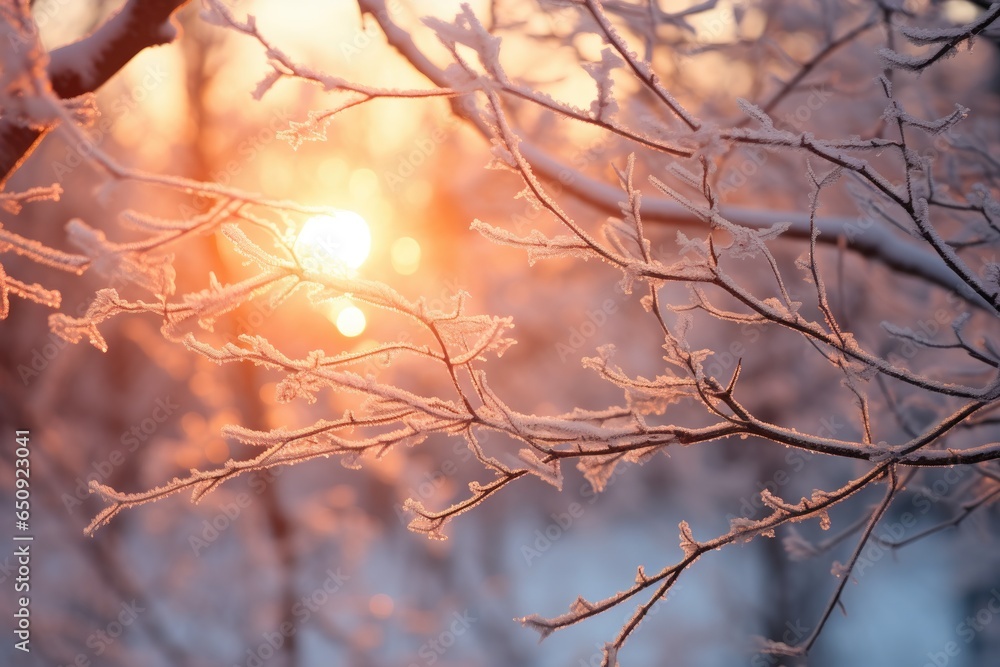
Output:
[
  {"xmin": 357, "ymin": 0, "xmax": 992, "ymax": 309},
  {"xmin": 0, "ymin": 0, "xmax": 191, "ymax": 185},
  {"xmin": 4, "ymin": 0, "xmax": 999, "ymax": 663}
]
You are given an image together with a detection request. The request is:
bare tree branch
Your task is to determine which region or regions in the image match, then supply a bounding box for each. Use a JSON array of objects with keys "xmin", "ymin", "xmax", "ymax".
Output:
[{"xmin": 0, "ymin": 0, "xmax": 190, "ymax": 187}]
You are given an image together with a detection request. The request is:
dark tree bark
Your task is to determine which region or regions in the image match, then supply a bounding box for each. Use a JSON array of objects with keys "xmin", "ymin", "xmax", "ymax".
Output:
[{"xmin": 0, "ymin": 0, "xmax": 190, "ymax": 188}]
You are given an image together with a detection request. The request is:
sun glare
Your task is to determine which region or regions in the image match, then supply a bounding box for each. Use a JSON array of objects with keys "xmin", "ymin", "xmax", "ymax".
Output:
[{"xmin": 295, "ymin": 211, "xmax": 371, "ymax": 272}]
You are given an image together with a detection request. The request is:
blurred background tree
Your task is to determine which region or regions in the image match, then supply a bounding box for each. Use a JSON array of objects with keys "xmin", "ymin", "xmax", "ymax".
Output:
[{"xmin": 1, "ymin": 1, "xmax": 1000, "ymax": 666}]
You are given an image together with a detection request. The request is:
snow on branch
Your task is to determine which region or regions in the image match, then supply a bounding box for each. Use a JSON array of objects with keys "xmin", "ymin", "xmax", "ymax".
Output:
[
  {"xmin": 879, "ymin": 3, "xmax": 1000, "ymax": 72},
  {"xmin": 0, "ymin": 0, "xmax": 191, "ymax": 185},
  {"xmin": 6, "ymin": 0, "xmax": 1000, "ymax": 663}
]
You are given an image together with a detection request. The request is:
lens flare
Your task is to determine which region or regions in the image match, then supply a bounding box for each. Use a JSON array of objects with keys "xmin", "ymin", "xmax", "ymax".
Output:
[
  {"xmin": 390, "ymin": 237, "xmax": 421, "ymax": 275},
  {"xmin": 336, "ymin": 305, "xmax": 366, "ymax": 337}
]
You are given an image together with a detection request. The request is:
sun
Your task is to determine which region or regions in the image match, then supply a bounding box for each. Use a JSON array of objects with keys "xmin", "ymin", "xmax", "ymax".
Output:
[{"xmin": 294, "ymin": 210, "xmax": 371, "ymax": 272}]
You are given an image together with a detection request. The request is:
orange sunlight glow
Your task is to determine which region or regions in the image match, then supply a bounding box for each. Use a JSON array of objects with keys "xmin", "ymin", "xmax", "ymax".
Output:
[
  {"xmin": 294, "ymin": 211, "xmax": 372, "ymax": 272},
  {"xmin": 294, "ymin": 211, "xmax": 371, "ymax": 337}
]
